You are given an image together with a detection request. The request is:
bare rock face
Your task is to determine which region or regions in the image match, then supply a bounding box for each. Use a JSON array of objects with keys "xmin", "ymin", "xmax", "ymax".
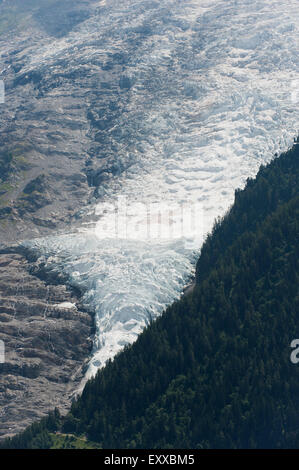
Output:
[{"xmin": 0, "ymin": 249, "xmax": 94, "ymax": 440}]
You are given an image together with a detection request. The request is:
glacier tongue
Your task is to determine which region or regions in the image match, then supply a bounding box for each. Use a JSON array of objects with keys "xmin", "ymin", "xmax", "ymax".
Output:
[{"xmin": 22, "ymin": 0, "xmax": 298, "ymax": 381}]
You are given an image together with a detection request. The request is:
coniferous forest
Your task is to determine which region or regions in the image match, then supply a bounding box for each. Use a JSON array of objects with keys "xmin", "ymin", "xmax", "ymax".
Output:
[{"xmin": 1, "ymin": 139, "xmax": 299, "ymax": 449}]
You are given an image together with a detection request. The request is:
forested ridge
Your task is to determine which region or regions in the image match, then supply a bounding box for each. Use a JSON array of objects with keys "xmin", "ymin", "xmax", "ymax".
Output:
[{"xmin": 1, "ymin": 139, "xmax": 299, "ymax": 449}]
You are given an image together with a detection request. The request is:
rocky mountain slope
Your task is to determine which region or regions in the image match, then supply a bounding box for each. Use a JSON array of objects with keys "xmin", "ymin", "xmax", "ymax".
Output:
[
  {"xmin": 0, "ymin": 0, "xmax": 99, "ymax": 242},
  {"xmin": 0, "ymin": 247, "xmax": 93, "ymax": 439}
]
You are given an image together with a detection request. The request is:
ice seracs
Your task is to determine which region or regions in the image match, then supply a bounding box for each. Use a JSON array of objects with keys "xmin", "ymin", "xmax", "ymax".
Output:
[{"xmin": 21, "ymin": 0, "xmax": 299, "ymax": 381}]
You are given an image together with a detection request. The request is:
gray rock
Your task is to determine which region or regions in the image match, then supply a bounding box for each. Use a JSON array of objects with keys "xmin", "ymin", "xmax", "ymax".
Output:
[{"xmin": 0, "ymin": 250, "xmax": 94, "ymax": 440}]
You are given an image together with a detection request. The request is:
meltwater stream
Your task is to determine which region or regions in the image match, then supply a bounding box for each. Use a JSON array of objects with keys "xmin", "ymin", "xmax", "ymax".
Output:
[{"xmin": 22, "ymin": 0, "xmax": 298, "ymax": 381}]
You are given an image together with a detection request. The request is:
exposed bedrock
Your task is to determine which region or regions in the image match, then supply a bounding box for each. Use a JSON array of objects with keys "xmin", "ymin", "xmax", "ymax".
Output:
[{"xmin": 0, "ymin": 249, "xmax": 93, "ymax": 440}]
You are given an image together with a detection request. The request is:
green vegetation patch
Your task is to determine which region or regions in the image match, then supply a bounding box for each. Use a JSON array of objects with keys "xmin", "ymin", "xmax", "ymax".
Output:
[
  {"xmin": 0, "ymin": 146, "xmax": 31, "ymax": 182},
  {"xmin": 50, "ymin": 433, "xmax": 101, "ymax": 449}
]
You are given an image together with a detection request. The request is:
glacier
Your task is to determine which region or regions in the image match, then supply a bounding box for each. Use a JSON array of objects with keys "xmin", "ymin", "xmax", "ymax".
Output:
[{"xmin": 21, "ymin": 0, "xmax": 298, "ymax": 381}]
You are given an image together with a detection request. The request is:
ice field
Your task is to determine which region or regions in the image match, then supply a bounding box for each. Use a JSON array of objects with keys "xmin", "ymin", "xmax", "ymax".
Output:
[{"xmin": 22, "ymin": 0, "xmax": 299, "ymax": 380}]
